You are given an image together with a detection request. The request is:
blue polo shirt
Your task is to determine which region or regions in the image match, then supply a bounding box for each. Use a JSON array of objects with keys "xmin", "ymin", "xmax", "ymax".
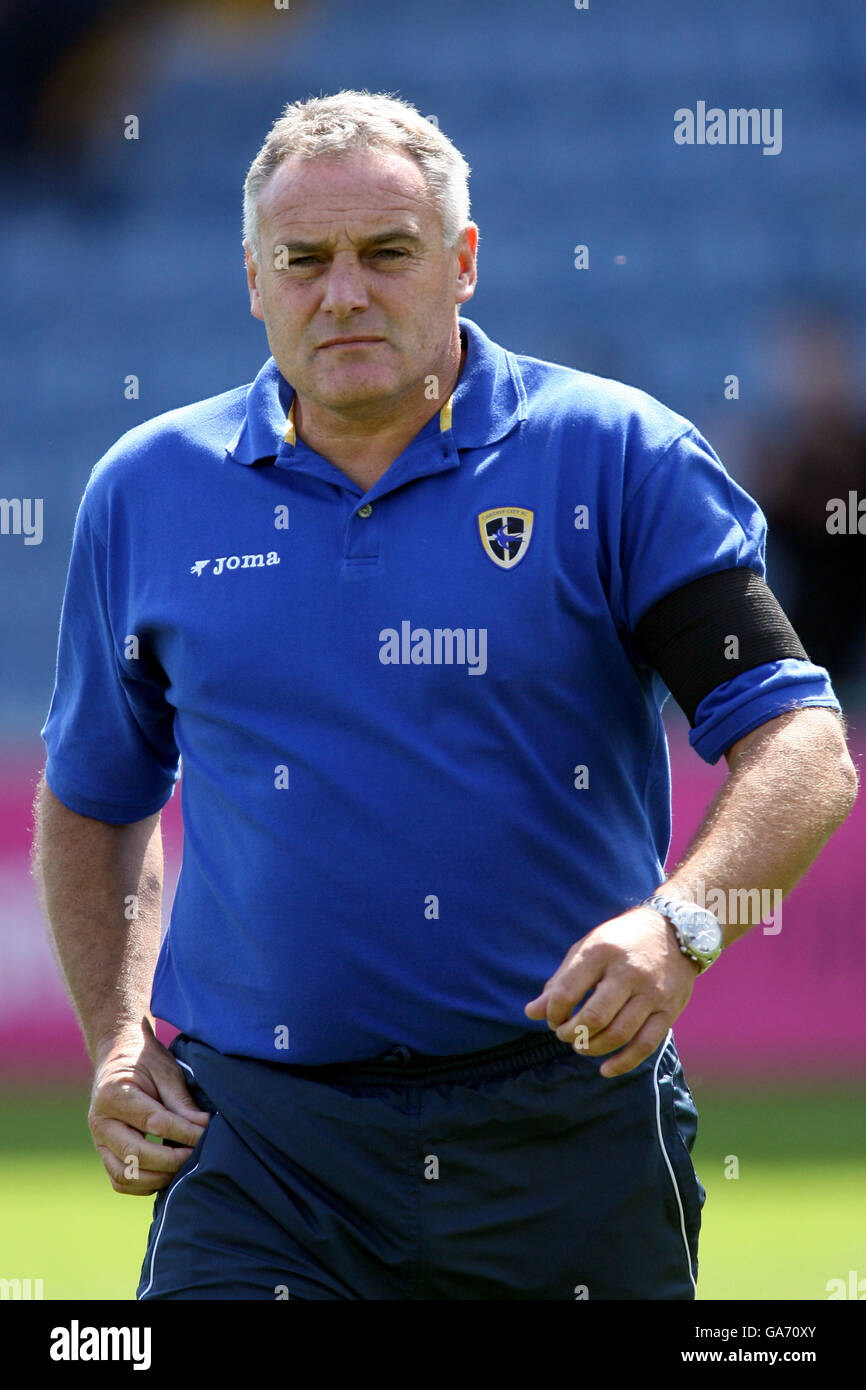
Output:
[{"xmin": 41, "ymin": 315, "xmax": 841, "ymax": 1064}]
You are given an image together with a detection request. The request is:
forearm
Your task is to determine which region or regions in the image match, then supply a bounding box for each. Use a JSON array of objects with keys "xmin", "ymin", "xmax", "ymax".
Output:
[
  {"xmin": 31, "ymin": 775, "xmax": 165, "ymax": 1063},
  {"xmin": 660, "ymin": 712, "xmax": 858, "ymax": 946}
]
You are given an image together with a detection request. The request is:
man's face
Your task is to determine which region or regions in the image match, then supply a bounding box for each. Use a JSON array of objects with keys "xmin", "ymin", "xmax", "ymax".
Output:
[{"xmin": 244, "ymin": 147, "xmax": 477, "ymax": 414}]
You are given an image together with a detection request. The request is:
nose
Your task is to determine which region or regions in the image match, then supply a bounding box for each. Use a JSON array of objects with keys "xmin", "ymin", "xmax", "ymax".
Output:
[{"xmin": 319, "ymin": 252, "xmax": 371, "ymax": 317}]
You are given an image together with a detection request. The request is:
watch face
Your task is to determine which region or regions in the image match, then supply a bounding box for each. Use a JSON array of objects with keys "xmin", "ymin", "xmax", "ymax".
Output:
[
  {"xmin": 689, "ymin": 922, "xmax": 723, "ymax": 952},
  {"xmin": 679, "ymin": 909, "xmax": 723, "ymax": 953}
]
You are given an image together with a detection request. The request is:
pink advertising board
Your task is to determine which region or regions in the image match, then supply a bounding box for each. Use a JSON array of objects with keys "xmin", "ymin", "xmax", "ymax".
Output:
[{"xmin": 2, "ymin": 725, "xmax": 864, "ymax": 1080}]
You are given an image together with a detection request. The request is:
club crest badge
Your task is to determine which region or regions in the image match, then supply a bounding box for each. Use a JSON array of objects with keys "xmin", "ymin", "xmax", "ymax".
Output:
[{"xmin": 477, "ymin": 507, "xmax": 534, "ymax": 569}]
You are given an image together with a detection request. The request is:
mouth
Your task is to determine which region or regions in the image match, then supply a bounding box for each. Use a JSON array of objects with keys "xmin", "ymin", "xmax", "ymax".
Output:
[{"xmin": 318, "ymin": 337, "xmax": 385, "ymax": 349}]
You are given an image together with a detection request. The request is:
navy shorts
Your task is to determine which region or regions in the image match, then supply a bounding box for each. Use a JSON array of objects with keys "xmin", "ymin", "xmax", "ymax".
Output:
[{"xmin": 137, "ymin": 1028, "xmax": 705, "ymax": 1300}]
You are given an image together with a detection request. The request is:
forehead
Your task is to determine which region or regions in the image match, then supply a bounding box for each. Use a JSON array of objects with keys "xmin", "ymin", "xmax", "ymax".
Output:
[{"xmin": 257, "ymin": 147, "xmax": 435, "ymax": 235}]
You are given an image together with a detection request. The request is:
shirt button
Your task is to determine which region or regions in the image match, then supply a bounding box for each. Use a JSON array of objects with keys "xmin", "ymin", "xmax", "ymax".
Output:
[{"xmin": 358, "ymin": 503, "xmax": 373, "ymax": 518}]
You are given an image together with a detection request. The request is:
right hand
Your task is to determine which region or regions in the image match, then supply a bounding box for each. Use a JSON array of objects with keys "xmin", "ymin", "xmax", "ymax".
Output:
[{"xmin": 88, "ymin": 1018, "xmax": 213, "ymax": 1195}]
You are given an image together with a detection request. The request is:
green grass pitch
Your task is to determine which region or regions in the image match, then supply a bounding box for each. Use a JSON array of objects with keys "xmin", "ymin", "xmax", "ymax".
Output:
[{"xmin": 1, "ymin": 1083, "xmax": 864, "ymax": 1300}]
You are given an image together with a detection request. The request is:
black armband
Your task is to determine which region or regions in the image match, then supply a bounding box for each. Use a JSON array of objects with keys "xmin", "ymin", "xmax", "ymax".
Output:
[{"xmin": 632, "ymin": 568, "xmax": 809, "ymax": 725}]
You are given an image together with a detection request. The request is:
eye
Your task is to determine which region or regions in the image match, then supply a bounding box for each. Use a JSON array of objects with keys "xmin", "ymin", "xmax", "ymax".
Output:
[{"xmin": 373, "ymin": 248, "xmax": 406, "ymax": 259}]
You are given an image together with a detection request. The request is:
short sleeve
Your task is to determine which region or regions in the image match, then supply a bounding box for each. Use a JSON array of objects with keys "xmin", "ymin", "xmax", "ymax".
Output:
[
  {"xmin": 621, "ymin": 425, "xmax": 766, "ymax": 627},
  {"xmin": 41, "ymin": 489, "xmax": 180, "ymax": 823},
  {"xmin": 688, "ymin": 659, "xmax": 841, "ymax": 765},
  {"xmin": 620, "ymin": 425, "xmax": 842, "ymax": 763}
]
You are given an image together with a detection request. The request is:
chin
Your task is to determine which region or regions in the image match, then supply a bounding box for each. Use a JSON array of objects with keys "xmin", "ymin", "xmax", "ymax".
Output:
[{"xmin": 321, "ymin": 372, "xmax": 396, "ymax": 403}]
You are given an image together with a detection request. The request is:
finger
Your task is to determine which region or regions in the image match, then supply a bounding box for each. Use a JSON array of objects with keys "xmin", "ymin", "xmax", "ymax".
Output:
[
  {"xmin": 543, "ymin": 958, "xmax": 605, "ymax": 1029},
  {"xmin": 152, "ymin": 1061, "xmax": 213, "ymax": 1128},
  {"xmin": 91, "ymin": 1116, "xmax": 197, "ymax": 1174},
  {"xmin": 93, "ymin": 1083, "xmax": 209, "ymax": 1148},
  {"xmin": 525, "ymin": 946, "xmax": 589, "ymax": 1019},
  {"xmin": 527, "ymin": 953, "xmax": 602, "ymax": 1028},
  {"xmin": 598, "ymin": 1013, "xmax": 671, "ymax": 1078},
  {"xmin": 554, "ymin": 978, "xmax": 632, "ymax": 1043},
  {"xmin": 96, "ymin": 1145, "xmax": 186, "ymax": 1196},
  {"xmin": 572, "ymin": 996, "xmax": 652, "ymax": 1057}
]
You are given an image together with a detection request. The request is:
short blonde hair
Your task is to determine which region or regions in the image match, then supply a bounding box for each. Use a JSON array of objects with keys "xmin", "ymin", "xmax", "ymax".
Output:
[{"xmin": 243, "ymin": 89, "xmax": 474, "ymax": 259}]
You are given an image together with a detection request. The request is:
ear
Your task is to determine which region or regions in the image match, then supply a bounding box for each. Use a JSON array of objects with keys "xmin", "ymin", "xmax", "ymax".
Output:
[
  {"xmin": 454, "ymin": 223, "xmax": 479, "ymax": 307},
  {"xmin": 243, "ymin": 239, "xmax": 264, "ymax": 321}
]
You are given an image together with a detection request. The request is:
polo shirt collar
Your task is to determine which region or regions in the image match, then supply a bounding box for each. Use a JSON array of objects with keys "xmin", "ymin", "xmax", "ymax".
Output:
[{"xmin": 225, "ymin": 315, "xmax": 527, "ymax": 467}]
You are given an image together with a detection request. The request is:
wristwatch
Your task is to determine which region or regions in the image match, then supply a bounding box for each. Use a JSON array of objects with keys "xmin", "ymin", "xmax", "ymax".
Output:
[{"xmin": 640, "ymin": 894, "xmax": 724, "ymax": 973}]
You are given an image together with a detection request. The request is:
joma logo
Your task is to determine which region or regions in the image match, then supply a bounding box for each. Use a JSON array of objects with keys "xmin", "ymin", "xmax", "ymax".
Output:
[{"xmin": 190, "ymin": 552, "xmax": 281, "ymax": 576}]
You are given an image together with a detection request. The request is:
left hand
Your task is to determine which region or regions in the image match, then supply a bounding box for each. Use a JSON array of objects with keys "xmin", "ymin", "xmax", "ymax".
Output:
[{"xmin": 524, "ymin": 907, "xmax": 701, "ymax": 1078}]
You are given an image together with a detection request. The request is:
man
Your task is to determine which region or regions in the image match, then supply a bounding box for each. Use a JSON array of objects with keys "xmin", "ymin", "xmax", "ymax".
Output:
[{"xmin": 34, "ymin": 90, "xmax": 857, "ymax": 1301}]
